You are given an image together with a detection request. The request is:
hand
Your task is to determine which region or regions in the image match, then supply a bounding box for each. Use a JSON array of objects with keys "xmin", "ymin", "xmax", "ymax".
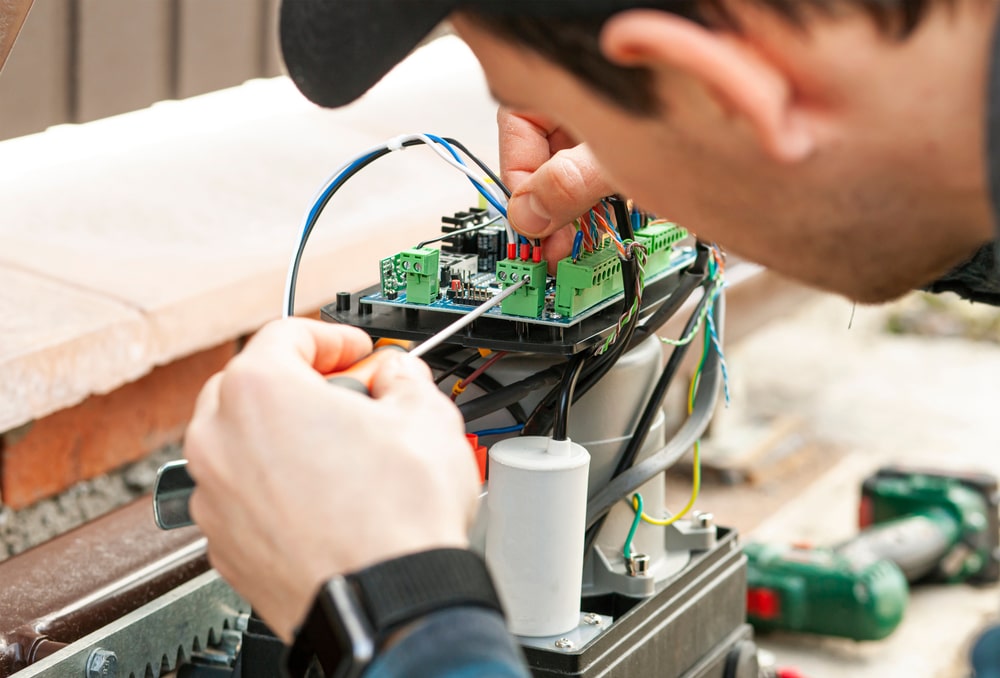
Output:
[
  {"xmin": 184, "ymin": 319, "xmax": 479, "ymax": 642},
  {"xmin": 499, "ymin": 109, "xmax": 617, "ymax": 266}
]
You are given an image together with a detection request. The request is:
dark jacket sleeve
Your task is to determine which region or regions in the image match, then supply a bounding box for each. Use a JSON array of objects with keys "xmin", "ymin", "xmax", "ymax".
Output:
[
  {"xmin": 925, "ymin": 242, "xmax": 1000, "ymax": 306},
  {"xmin": 365, "ymin": 607, "xmax": 530, "ymax": 678}
]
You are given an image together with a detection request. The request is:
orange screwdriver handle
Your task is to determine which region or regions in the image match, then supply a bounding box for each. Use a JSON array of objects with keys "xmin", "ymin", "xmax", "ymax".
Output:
[{"xmin": 325, "ymin": 345, "xmax": 405, "ymax": 396}]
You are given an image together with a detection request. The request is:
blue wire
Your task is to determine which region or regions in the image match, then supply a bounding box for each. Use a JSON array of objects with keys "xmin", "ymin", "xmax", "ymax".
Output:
[
  {"xmin": 571, "ymin": 230, "xmax": 584, "ymax": 260},
  {"xmin": 706, "ymin": 289, "xmax": 731, "ymax": 405},
  {"xmin": 473, "ymin": 424, "xmax": 525, "ymax": 437},
  {"xmin": 425, "ymin": 134, "xmax": 507, "ymax": 217},
  {"xmin": 603, "ymin": 202, "xmax": 619, "ymax": 236},
  {"xmin": 305, "ymin": 152, "xmax": 380, "ymax": 241}
]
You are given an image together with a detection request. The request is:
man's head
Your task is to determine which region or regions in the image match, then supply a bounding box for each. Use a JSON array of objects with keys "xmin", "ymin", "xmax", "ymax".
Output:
[{"xmin": 281, "ymin": 0, "xmax": 997, "ymax": 302}]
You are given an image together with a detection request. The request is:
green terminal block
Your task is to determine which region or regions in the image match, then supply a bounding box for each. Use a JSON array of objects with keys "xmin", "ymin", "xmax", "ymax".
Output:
[
  {"xmin": 496, "ymin": 258, "xmax": 547, "ymax": 318},
  {"xmin": 399, "ymin": 247, "xmax": 440, "ymax": 305},
  {"xmin": 635, "ymin": 222, "xmax": 687, "ymax": 274},
  {"xmin": 553, "ymin": 244, "xmax": 624, "ymax": 317},
  {"xmin": 553, "ymin": 222, "xmax": 688, "ymax": 318}
]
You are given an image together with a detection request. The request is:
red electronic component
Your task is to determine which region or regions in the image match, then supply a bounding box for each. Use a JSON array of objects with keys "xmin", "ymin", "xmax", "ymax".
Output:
[
  {"xmin": 450, "ymin": 279, "xmax": 461, "ymax": 292},
  {"xmin": 532, "ymin": 245, "xmax": 542, "ymax": 263},
  {"xmin": 465, "ymin": 433, "xmax": 488, "ymax": 483},
  {"xmin": 519, "ymin": 243, "xmax": 530, "ymax": 261},
  {"xmin": 746, "ymin": 587, "xmax": 781, "ymax": 620},
  {"xmin": 507, "ymin": 243, "xmax": 517, "ymax": 260},
  {"xmin": 859, "ymin": 495, "xmax": 874, "ymax": 529}
]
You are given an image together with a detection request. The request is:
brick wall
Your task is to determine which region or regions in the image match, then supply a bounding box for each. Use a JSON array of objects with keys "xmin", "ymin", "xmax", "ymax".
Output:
[{"xmin": 0, "ymin": 340, "xmax": 239, "ymax": 509}]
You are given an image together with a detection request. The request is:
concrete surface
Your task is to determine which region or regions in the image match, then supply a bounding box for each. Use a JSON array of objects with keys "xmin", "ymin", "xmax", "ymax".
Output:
[
  {"xmin": 0, "ymin": 444, "xmax": 178, "ymax": 560},
  {"xmin": 687, "ymin": 291, "xmax": 1000, "ymax": 678}
]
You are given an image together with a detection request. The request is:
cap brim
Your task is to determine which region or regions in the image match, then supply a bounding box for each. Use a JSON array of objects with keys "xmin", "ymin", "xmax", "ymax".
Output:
[{"xmin": 280, "ymin": 0, "xmax": 457, "ymax": 108}]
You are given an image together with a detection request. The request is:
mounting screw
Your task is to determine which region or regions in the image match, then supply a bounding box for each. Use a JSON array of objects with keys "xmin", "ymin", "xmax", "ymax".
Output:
[
  {"xmin": 583, "ymin": 613, "xmax": 602, "ymax": 626},
  {"xmin": 554, "ymin": 638, "xmax": 574, "ymax": 650},
  {"xmin": 86, "ymin": 648, "xmax": 118, "ymax": 678},
  {"xmin": 627, "ymin": 553, "xmax": 651, "ymax": 577},
  {"xmin": 697, "ymin": 512, "xmax": 714, "ymax": 528}
]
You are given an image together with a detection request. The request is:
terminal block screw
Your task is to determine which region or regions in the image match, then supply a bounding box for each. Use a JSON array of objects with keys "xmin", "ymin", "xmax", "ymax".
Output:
[
  {"xmin": 86, "ymin": 648, "xmax": 118, "ymax": 678},
  {"xmin": 554, "ymin": 638, "xmax": 574, "ymax": 650}
]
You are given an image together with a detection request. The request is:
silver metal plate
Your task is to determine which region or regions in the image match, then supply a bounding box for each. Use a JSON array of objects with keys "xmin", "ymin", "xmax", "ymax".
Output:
[{"xmin": 17, "ymin": 569, "xmax": 249, "ymax": 678}]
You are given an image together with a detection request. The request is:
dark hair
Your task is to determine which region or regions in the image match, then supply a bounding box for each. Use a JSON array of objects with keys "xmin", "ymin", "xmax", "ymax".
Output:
[{"xmin": 466, "ymin": 1, "xmax": 936, "ymax": 115}]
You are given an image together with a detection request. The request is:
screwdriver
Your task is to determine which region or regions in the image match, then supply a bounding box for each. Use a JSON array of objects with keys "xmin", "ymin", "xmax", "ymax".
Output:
[{"xmin": 153, "ymin": 278, "xmax": 526, "ymax": 530}]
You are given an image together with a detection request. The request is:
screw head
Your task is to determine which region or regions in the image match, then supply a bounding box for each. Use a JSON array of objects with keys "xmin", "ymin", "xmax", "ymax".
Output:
[
  {"xmin": 583, "ymin": 613, "xmax": 602, "ymax": 626},
  {"xmin": 497, "ymin": 270, "xmax": 507, "ymax": 281},
  {"xmin": 86, "ymin": 649, "xmax": 118, "ymax": 678},
  {"xmin": 697, "ymin": 512, "xmax": 714, "ymax": 528},
  {"xmin": 554, "ymin": 638, "xmax": 574, "ymax": 650},
  {"xmin": 510, "ymin": 273, "xmax": 519, "ymax": 282}
]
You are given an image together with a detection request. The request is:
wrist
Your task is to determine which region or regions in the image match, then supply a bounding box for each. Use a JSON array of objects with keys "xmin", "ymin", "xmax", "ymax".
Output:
[{"xmin": 286, "ymin": 548, "xmax": 502, "ymax": 678}]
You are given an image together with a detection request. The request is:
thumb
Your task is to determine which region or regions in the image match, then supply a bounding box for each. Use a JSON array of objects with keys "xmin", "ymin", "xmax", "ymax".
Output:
[{"xmin": 507, "ymin": 144, "xmax": 616, "ymax": 239}]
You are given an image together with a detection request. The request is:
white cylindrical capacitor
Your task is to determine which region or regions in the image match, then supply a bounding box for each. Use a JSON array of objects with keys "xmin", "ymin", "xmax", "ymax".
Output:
[{"xmin": 486, "ymin": 435, "xmax": 590, "ymax": 637}]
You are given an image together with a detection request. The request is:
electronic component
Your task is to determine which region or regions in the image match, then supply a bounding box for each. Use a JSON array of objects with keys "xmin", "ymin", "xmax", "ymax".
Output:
[
  {"xmin": 399, "ymin": 247, "xmax": 440, "ymax": 304},
  {"xmin": 636, "ymin": 222, "xmax": 688, "ymax": 271},
  {"xmin": 496, "ymin": 258, "xmax": 547, "ymax": 318},
  {"xmin": 441, "ymin": 208, "xmax": 490, "ymax": 255},
  {"xmin": 439, "ymin": 252, "xmax": 479, "ymax": 287},
  {"xmin": 554, "ymin": 223, "xmax": 688, "ymax": 318},
  {"xmin": 379, "ymin": 254, "xmax": 406, "ymax": 300}
]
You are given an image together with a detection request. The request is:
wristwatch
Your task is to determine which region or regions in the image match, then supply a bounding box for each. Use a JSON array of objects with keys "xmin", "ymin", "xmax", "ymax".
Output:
[{"xmin": 284, "ymin": 548, "xmax": 504, "ymax": 678}]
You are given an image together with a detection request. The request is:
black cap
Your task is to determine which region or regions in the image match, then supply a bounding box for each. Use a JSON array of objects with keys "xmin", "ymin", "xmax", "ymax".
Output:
[{"xmin": 280, "ymin": 0, "xmax": 667, "ymax": 108}]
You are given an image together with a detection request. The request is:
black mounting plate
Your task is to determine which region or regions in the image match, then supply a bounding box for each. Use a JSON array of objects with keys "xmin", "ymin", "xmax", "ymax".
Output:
[{"xmin": 321, "ymin": 263, "xmax": 691, "ymax": 356}]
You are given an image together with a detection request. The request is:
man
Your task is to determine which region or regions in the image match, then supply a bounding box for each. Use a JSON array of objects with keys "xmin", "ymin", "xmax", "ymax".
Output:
[{"xmin": 185, "ymin": 0, "xmax": 1000, "ymax": 675}]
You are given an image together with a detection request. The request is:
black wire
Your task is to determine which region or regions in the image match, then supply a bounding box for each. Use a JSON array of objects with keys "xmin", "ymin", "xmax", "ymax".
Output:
[
  {"xmin": 442, "ymin": 137, "xmax": 511, "ymax": 197},
  {"xmin": 552, "ymin": 353, "xmax": 588, "ymax": 441},
  {"xmin": 582, "ymin": 281, "xmax": 714, "ymax": 554},
  {"xmin": 521, "ymin": 196, "xmax": 640, "ymax": 437},
  {"xmin": 417, "ymin": 215, "xmax": 503, "ymax": 249},
  {"xmin": 422, "ymin": 354, "xmax": 528, "ymax": 424},
  {"xmin": 433, "ymin": 350, "xmax": 482, "ymax": 385},
  {"xmin": 458, "ymin": 367, "xmax": 562, "ymax": 423}
]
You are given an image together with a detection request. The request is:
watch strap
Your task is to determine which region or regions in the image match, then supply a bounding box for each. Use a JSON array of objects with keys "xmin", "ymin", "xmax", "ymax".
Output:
[
  {"xmin": 349, "ymin": 548, "xmax": 503, "ymax": 636},
  {"xmin": 285, "ymin": 548, "xmax": 503, "ymax": 678}
]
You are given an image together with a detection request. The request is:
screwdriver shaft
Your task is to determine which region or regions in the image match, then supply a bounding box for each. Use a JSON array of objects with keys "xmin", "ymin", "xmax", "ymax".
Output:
[{"xmin": 410, "ymin": 278, "xmax": 526, "ymax": 358}]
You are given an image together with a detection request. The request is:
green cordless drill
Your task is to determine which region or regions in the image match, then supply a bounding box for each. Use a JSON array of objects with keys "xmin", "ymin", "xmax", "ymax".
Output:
[{"xmin": 745, "ymin": 466, "xmax": 1000, "ymax": 641}]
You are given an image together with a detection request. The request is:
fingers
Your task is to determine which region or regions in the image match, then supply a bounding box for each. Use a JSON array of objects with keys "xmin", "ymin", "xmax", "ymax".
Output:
[
  {"xmin": 242, "ymin": 318, "xmax": 373, "ymax": 378},
  {"xmin": 499, "ymin": 110, "xmax": 566, "ymax": 192},
  {"xmin": 507, "ymin": 144, "xmax": 617, "ymax": 240},
  {"xmin": 541, "ymin": 225, "xmax": 578, "ymax": 274}
]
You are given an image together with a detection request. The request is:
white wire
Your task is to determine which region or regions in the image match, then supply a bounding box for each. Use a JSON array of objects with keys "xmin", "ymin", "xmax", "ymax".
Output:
[{"xmin": 413, "ymin": 134, "xmax": 515, "ymax": 243}]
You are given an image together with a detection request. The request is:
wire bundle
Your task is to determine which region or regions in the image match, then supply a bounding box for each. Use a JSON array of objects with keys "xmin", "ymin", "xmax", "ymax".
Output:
[{"xmin": 282, "ymin": 134, "xmax": 513, "ymax": 318}]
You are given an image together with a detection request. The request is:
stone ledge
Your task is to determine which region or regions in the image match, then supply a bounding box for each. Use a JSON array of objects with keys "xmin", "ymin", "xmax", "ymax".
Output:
[{"xmin": 0, "ymin": 36, "xmax": 498, "ymax": 434}]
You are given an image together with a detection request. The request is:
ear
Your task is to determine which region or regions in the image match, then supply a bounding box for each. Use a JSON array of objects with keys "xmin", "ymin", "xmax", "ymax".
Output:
[{"xmin": 600, "ymin": 10, "xmax": 815, "ymax": 163}]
